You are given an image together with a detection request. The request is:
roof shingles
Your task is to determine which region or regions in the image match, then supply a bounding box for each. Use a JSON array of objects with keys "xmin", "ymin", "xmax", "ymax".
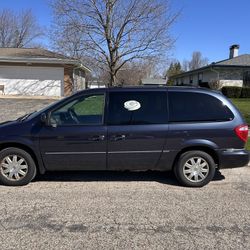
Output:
[
  {"xmin": 215, "ymin": 54, "xmax": 250, "ymax": 66},
  {"xmin": 0, "ymin": 48, "xmax": 70, "ymax": 59},
  {"xmin": 171, "ymin": 54, "xmax": 250, "ymax": 79}
]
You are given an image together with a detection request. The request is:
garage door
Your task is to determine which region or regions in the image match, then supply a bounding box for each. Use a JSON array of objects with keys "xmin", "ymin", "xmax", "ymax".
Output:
[{"xmin": 0, "ymin": 65, "xmax": 64, "ymax": 96}]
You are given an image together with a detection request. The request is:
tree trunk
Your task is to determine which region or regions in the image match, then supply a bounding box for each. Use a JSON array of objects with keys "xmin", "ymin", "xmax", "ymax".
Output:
[{"xmin": 109, "ymin": 70, "xmax": 117, "ymax": 87}]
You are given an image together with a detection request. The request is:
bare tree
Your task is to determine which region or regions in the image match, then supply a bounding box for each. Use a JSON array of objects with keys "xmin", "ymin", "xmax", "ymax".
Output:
[
  {"xmin": 0, "ymin": 9, "xmax": 43, "ymax": 48},
  {"xmin": 51, "ymin": 0, "xmax": 178, "ymax": 86},
  {"xmin": 52, "ymin": 25, "xmax": 86, "ymax": 60},
  {"xmin": 182, "ymin": 59, "xmax": 189, "ymax": 72},
  {"xmin": 188, "ymin": 51, "xmax": 208, "ymax": 70},
  {"xmin": 89, "ymin": 59, "xmax": 154, "ymax": 86},
  {"xmin": 116, "ymin": 59, "xmax": 159, "ymax": 85}
]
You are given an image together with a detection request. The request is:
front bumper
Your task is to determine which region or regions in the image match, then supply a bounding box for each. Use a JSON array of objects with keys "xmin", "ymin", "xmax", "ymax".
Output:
[{"xmin": 216, "ymin": 149, "xmax": 249, "ymax": 169}]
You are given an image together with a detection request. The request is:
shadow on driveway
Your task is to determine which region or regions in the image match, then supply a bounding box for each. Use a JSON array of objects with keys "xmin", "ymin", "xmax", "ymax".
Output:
[{"xmin": 34, "ymin": 169, "xmax": 225, "ymax": 186}]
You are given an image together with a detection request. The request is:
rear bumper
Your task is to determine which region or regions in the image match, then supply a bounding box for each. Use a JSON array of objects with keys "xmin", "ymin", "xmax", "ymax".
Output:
[{"xmin": 216, "ymin": 149, "xmax": 249, "ymax": 169}]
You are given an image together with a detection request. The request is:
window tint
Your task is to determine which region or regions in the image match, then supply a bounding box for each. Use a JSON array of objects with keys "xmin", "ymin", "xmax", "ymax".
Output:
[
  {"xmin": 50, "ymin": 94, "xmax": 105, "ymax": 126},
  {"xmin": 107, "ymin": 91, "xmax": 168, "ymax": 125},
  {"xmin": 169, "ymin": 92, "xmax": 234, "ymax": 122}
]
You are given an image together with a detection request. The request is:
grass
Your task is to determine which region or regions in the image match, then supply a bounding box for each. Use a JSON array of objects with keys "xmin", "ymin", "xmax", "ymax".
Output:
[
  {"xmin": 230, "ymin": 98, "xmax": 250, "ymax": 125},
  {"xmin": 230, "ymin": 98, "xmax": 250, "ymax": 150},
  {"xmin": 246, "ymin": 140, "xmax": 250, "ymax": 151}
]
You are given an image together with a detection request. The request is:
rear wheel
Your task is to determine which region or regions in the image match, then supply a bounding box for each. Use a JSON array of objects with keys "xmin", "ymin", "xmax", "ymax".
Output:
[
  {"xmin": 174, "ymin": 150, "xmax": 216, "ymax": 187},
  {"xmin": 0, "ymin": 147, "xmax": 36, "ymax": 186}
]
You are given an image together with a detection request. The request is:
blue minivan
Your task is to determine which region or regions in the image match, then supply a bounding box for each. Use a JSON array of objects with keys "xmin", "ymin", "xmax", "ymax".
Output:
[{"xmin": 0, "ymin": 87, "xmax": 249, "ymax": 187}]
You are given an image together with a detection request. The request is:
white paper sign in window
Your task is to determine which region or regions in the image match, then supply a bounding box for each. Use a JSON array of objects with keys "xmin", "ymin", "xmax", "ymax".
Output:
[{"xmin": 124, "ymin": 100, "xmax": 141, "ymax": 111}]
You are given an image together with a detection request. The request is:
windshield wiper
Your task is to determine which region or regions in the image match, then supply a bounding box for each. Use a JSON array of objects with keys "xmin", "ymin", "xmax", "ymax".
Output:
[{"xmin": 17, "ymin": 111, "xmax": 36, "ymax": 122}]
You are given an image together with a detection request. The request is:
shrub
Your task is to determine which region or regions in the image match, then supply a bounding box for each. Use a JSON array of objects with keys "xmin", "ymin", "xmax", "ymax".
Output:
[
  {"xmin": 221, "ymin": 86, "xmax": 242, "ymax": 98},
  {"xmin": 241, "ymin": 87, "xmax": 250, "ymax": 98},
  {"xmin": 209, "ymin": 80, "xmax": 223, "ymax": 90}
]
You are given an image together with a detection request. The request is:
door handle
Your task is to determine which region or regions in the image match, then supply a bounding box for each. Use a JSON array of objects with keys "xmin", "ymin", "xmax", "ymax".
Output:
[
  {"xmin": 111, "ymin": 134, "xmax": 126, "ymax": 141},
  {"xmin": 89, "ymin": 135, "xmax": 105, "ymax": 141}
]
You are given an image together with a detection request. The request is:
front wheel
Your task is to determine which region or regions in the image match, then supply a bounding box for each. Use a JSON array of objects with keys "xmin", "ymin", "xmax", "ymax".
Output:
[
  {"xmin": 174, "ymin": 151, "xmax": 216, "ymax": 187},
  {"xmin": 0, "ymin": 147, "xmax": 36, "ymax": 186}
]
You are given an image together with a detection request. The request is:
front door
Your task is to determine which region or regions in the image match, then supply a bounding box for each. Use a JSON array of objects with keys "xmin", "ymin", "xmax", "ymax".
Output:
[
  {"xmin": 39, "ymin": 92, "xmax": 107, "ymax": 170},
  {"xmin": 107, "ymin": 90, "xmax": 168, "ymax": 170}
]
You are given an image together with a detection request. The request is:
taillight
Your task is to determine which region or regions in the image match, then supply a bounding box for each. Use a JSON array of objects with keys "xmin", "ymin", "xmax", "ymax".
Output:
[{"xmin": 234, "ymin": 125, "xmax": 249, "ymax": 142}]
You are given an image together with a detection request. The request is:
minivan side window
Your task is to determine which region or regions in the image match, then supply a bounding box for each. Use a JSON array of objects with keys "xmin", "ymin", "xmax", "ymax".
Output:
[
  {"xmin": 169, "ymin": 92, "xmax": 234, "ymax": 122},
  {"xmin": 107, "ymin": 91, "xmax": 168, "ymax": 125},
  {"xmin": 50, "ymin": 94, "xmax": 105, "ymax": 126}
]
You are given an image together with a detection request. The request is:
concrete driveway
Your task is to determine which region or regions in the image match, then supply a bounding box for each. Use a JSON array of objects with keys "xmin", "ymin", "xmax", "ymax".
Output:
[
  {"xmin": 0, "ymin": 98, "xmax": 249, "ymax": 249},
  {"xmin": 0, "ymin": 97, "xmax": 55, "ymax": 122}
]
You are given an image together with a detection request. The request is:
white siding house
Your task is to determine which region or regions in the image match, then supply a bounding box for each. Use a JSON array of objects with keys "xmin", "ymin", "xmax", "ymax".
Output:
[
  {"xmin": 171, "ymin": 45, "xmax": 250, "ymax": 88},
  {"xmin": 141, "ymin": 78, "xmax": 167, "ymax": 86},
  {"xmin": 0, "ymin": 48, "xmax": 91, "ymax": 97},
  {"xmin": 0, "ymin": 65, "xmax": 64, "ymax": 96}
]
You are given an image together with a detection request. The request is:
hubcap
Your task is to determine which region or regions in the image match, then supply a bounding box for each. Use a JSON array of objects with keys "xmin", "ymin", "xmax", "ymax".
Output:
[
  {"xmin": 183, "ymin": 157, "xmax": 209, "ymax": 183},
  {"xmin": 0, "ymin": 155, "xmax": 28, "ymax": 181}
]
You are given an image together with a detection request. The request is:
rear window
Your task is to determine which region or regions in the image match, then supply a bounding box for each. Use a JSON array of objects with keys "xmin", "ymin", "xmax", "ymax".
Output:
[
  {"xmin": 107, "ymin": 91, "xmax": 168, "ymax": 125},
  {"xmin": 169, "ymin": 91, "xmax": 234, "ymax": 122}
]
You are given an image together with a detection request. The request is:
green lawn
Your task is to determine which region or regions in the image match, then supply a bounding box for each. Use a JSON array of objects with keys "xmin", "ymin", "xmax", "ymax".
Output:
[
  {"xmin": 230, "ymin": 98, "xmax": 250, "ymax": 150},
  {"xmin": 230, "ymin": 98, "xmax": 250, "ymax": 125},
  {"xmin": 246, "ymin": 140, "xmax": 250, "ymax": 151}
]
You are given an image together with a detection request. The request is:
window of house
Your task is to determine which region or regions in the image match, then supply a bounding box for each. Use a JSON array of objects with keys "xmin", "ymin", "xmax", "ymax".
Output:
[
  {"xmin": 198, "ymin": 73, "xmax": 203, "ymax": 83},
  {"xmin": 107, "ymin": 91, "xmax": 168, "ymax": 125},
  {"xmin": 50, "ymin": 93, "xmax": 105, "ymax": 126},
  {"xmin": 189, "ymin": 75, "xmax": 193, "ymax": 84},
  {"xmin": 168, "ymin": 91, "xmax": 234, "ymax": 122}
]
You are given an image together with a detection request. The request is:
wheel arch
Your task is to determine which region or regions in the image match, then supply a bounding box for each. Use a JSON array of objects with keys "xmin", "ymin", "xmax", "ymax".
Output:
[
  {"xmin": 0, "ymin": 142, "xmax": 45, "ymax": 174},
  {"xmin": 172, "ymin": 146, "xmax": 219, "ymax": 170}
]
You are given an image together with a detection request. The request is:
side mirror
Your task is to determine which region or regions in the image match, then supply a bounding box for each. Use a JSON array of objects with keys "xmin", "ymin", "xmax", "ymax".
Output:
[
  {"xmin": 40, "ymin": 113, "xmax": 47, "ymax": 124},
  {"xmin": 41, "ymin": 112, "xmax": 57, "ymax": 128}
]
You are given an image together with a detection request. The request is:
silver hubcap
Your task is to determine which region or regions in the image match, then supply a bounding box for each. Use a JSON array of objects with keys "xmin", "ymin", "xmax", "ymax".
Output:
[
  {"xmin": 183, "ymin": 157, "xmax": 209, "ymax": 183},
  {"xmin": 0, "ymin": 155, "xmax": 28, "ymax": 181}
]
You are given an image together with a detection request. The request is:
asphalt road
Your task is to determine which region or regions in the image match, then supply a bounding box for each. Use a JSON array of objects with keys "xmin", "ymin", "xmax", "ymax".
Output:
[
  {"xmin": 0, "ymin": 168, "xmax": 249, "ymax": 250},
  {"xmin": 0, "ymin": 98, "xmax": 250, "ymax": 249}
]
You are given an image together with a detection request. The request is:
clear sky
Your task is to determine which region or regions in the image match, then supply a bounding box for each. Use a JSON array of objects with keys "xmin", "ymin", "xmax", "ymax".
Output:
[
  {"xmin": 171, "ymin": 0, "xmax": 250, "ymax": 63},
  {"xmin": 0, "ymin": 0, "xmax": 249, "ymax": 64},
  {"xmin": 0, "ymin": 0, "xmax": 52, "ymax": 26}
]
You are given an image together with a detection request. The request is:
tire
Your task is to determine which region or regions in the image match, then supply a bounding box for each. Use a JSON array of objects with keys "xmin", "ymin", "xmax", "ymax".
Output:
[
  {"xmin": 0, "ymin": 147, "xmax": 37, "ymax": 186},
  {"xmin": 174, "ymin": 150, "xmax": 216, "ymax": 187}
]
